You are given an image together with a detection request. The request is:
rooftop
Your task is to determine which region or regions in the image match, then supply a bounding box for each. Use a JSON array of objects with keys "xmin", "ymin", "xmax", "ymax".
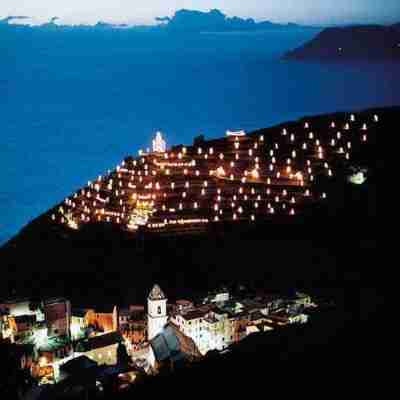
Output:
[
  {"xmin": 80, "ymin": 331, "xmax": 122, "ymax": 352},
  {"xmin": 148, "ymin": 284, "xmax": 166, "ymax": 300}
]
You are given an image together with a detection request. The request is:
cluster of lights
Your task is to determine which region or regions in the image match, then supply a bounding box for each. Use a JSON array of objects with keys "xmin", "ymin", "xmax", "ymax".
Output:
[{"xmin": 55, "ymin": 114, "xmax": 374, "ymax": 233}]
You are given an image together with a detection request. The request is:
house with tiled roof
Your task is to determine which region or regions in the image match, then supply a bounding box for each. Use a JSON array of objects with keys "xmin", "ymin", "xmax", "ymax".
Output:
[
  {"xmin": 148, "ymin": 323, "xmax": 201, "ymax": 370},
  {"xmin": 76, "ymin": 331, "xmax": 123, "ymax": 366}
]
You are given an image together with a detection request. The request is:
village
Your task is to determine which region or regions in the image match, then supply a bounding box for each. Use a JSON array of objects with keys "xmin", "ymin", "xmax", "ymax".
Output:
[{"xmin": 0, "ymin": 284, "xmax": 317, "ymax": 395}]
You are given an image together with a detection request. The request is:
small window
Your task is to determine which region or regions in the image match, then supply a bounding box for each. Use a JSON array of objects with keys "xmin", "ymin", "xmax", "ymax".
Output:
[{"xmin": 157, "ymin": 306, "xmax": 161, "ymax": 315}]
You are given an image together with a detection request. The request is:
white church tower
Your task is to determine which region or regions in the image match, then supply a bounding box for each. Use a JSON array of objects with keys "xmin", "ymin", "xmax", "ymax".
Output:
[
  {"xmin": 147, "ymin": 284, "xmax": 168, "ymax": 341},
  {"xmin": 152, "ymin": 131, "xmax": 166, "ymax": 153}
]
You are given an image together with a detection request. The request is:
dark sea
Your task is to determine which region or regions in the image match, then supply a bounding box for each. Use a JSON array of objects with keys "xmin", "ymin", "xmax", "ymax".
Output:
[{"xmin": 0, "ymin": 25, "xmax": 398, "ymax": 244}]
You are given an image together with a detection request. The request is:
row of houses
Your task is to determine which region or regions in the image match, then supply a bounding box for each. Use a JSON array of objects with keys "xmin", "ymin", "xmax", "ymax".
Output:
[{"xmin": 0, "ymin": 286, "xmax": 315, "ymax": 387}]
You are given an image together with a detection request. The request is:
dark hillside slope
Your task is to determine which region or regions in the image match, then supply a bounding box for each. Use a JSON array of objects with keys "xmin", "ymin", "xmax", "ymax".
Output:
[
  {"xmin": 0, "ymin": 107, "xmax": 387, "ymax": 309},
  {"xmin": 284, "ymin": 24, "xmax": 400, "ymax": 60}
]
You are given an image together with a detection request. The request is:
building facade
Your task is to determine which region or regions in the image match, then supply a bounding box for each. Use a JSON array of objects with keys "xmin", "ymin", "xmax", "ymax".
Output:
[{"xmin": 147, "ymin": 285, "xmax": 168, "ymax": 341}]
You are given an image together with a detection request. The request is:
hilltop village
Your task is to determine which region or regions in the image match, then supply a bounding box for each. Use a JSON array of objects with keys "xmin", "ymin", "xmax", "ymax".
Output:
[
  {"xmin": 53, "ymin": 111, "xmax": 374, "ymax": 235},
  {"xmin": 1, "ymin": 285, "xmax": 316, "ymax": 397}
]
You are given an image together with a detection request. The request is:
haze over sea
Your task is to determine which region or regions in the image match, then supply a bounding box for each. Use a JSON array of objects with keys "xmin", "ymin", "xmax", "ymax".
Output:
[{"xmin": 0, "ymin": 25, "xmax": 398, "ymax": 244}]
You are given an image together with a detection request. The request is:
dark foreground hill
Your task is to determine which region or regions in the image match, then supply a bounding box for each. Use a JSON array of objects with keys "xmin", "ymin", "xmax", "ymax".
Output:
[
  {"xmin": 284, "ymin": 23, "xmax": 400, "ymax": 60},
  {"xmin": 0, "ymin": 107, "xmax": 387, "ymax": 398},
  {"xmin": 0, "ymin": 106, "xmax": 386, "ymax": 304}
]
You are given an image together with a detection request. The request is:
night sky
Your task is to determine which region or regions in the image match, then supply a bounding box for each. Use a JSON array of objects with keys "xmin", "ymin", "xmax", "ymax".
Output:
[{"xmin": 1, "ymin": 0, "xmax": 400, "ymax": 26}]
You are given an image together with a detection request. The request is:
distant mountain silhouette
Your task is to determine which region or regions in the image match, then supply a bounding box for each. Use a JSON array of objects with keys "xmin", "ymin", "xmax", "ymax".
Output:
[
  {"xmin": 1, "ymin": 8, "xmax": 318, "ymax": 31},
  {"xmin": 0, "ymin": 16, "xmax": 28, "ymax": 24},
  {"xmin": 284, "ymin": 23, "xmax": 400, "ymax": 61},
  {"xmin": 156, "ymin": 9, "xmax": 317, "ymax": 32}
]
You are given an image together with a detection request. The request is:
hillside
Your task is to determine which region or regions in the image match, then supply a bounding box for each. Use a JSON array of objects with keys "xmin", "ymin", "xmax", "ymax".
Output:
[
  {"xmin": 284, "ymin": 24, "xmax": 400, "ymax": 60},
  {"xmin": 0, "ymin": 106, "xmax": 386, "ymax": 309}
]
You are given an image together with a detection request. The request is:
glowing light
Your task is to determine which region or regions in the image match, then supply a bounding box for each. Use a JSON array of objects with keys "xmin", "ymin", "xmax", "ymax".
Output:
[
  {"xmin": 226, "ymin": 130, "xmax": 246, "ymax": 137},
  {"xmin": 349, "ymin": 171, "xmax": 366, "ymax": 185},
  {"xmin": 39, "ymin": 357, "xmax": 48, "ymax": 368},
  {"xmin": 216, "ymin": 166, "xmax": 226, "ymax": 177},
  {"xmin": 251, "ymin": 169, "xmax": 259, "ymax": 179}
]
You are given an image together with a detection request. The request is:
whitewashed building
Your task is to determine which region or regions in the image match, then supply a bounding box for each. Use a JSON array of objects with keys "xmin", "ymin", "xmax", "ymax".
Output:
[
  {"xmin": 147, "ymin": 285, "xmax": 168, "ymax": 341},
  {"xmin": 171, "ymin": 308, "xmax": 234, "ymax": 355}
]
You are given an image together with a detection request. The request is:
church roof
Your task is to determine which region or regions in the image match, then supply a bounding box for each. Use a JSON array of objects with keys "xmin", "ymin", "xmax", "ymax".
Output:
[
  {"xmin": 149, "ymin": 324, "xmax": 196, "ymax": 363},
  {"xmin": 148, "ymin": 284, "xmax": 166, "ymax": 300}
]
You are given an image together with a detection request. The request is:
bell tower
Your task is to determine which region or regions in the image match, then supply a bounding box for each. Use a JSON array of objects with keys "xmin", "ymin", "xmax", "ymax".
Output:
[{"xmin": 147, "ymin": 284, "xmax": 168, "ymax": 340}]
